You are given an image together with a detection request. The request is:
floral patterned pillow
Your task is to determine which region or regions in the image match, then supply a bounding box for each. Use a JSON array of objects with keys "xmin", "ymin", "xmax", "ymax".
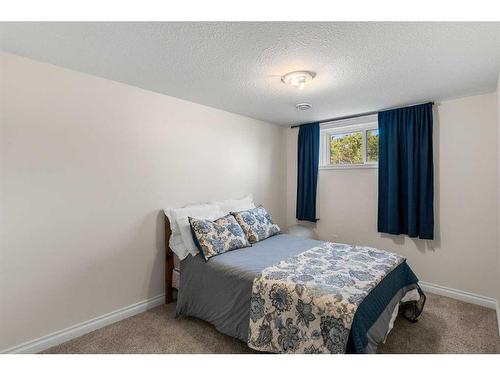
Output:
[
  {"xmin": 189, "ymin": 215, "xmax": 251, "ymax": 261},
  {"xmin": 231, "ymin": 206, "xmax": 280, "ymax": 244}
]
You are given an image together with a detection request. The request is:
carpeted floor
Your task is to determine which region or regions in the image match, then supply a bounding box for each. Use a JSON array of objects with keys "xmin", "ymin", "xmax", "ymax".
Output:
[{"xmin": 42, "ymin": 293, "xmax": 500, "ymax": 354}]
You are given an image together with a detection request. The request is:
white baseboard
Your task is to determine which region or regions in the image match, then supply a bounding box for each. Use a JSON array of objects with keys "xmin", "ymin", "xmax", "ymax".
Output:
[
  {"xmin": 1, "ymin": 294, "xmax": 165, "ymax": 354},
  {"xmin": 419, "ymin": 281, "xmax": 497, "ymax": 310},
  {"xmin": 497, "ymin": 301, "xmax": 500, "ymax": 336}
]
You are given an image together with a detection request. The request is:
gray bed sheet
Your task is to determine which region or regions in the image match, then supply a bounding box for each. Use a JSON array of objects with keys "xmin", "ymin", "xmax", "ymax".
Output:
[{"xmin": 176, "ymin": 234, "xmax": 410, "ymax": 351}]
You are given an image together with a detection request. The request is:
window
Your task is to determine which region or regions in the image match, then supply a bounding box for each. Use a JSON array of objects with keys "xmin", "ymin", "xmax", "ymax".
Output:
[{"xmin": 320, "ymin": 114, "xmax": 378, "ymax": 169}]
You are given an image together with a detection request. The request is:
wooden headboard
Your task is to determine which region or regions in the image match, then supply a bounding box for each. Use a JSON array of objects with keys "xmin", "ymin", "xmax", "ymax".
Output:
[{"xmin": 164, "ymin": 214, "xmax": 174, "ymax": 304}]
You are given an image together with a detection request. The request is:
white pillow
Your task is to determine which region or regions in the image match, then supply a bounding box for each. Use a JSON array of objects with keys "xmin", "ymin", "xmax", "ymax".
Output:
[
  {"xmin": 212, "ymin": 194, "xmax": 255, "ymax": 215},
  {"xmin": 164, "ymin": 208, "xmax": 187, "ymax": 259},
  {"xmin": 172, "ymin": 204, "xmax": 225, "ymax": 259}
]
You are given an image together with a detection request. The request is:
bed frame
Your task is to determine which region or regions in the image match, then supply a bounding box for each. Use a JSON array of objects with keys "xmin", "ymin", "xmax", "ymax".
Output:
[{"xmin": 164, "ymin": 214, "xmax": 174, "ymax": 304}]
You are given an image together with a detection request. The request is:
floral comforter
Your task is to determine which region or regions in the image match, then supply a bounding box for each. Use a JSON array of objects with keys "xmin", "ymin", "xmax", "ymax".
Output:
[{"xmin": 247, "ymin": 242, "xmax": 405, "ymax": 353}]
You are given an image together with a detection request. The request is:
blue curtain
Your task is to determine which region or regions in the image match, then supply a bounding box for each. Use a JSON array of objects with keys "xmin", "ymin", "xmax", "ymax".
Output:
[
  {"xmin": 378, "ymin": 103, "xmax": 434, "ymax": 239},
  {"xmin": 296, "ymin": 122, "xmax": 320, "ymax": 222}
]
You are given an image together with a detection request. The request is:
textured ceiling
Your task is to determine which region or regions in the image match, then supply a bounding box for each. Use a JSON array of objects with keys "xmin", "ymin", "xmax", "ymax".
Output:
[{"xmin": 1, "ymin": 22, "xmax": 499, "ymax": 126}]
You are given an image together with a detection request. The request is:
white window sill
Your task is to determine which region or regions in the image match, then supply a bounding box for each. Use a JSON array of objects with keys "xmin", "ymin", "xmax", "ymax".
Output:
[{"xmin": 320, "ymin": 164, "xmax": 378, "ymax": 170}]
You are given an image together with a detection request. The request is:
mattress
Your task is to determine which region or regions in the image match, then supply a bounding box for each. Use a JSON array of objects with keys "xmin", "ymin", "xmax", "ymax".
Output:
[{"xmin": 176, "ymin": 234, "xmax": 419, "ymax": 353}]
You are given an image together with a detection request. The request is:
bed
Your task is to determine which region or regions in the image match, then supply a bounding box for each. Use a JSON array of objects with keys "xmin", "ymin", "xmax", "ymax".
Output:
[{"xmin": 164, "ymin": 215, "xmax": 425, "ymax": 354}]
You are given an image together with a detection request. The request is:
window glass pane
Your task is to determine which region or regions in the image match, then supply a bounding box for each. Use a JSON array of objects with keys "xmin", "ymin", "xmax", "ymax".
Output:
[
  {"xmin": 330, "ymin": 131, "xmax": 362, "ymax": 164},
  {"xmin": 366, "ymin": 129, "xmax": 379, "ymax": 162}
]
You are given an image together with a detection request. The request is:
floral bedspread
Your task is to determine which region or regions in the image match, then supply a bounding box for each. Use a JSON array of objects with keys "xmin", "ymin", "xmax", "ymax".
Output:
[{"xmin": 247, "ymin": 242, "xmax": 405, "ymax": 353}]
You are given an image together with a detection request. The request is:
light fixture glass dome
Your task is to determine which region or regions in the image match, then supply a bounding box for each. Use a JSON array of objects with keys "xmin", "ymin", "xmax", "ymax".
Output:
[{"xmin": 281, "ymin": 70, "xmax": 316, "ymax": 90}]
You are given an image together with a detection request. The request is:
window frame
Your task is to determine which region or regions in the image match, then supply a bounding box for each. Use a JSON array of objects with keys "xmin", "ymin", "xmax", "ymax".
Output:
[{"xmin": 320, "ymin": 114, "xmax": 379, "ymax": 170}]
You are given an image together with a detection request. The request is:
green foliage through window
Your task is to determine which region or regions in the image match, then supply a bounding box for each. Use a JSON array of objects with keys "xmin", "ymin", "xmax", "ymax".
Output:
[
  {"xmin": 322, "ymin": 118, "xmax": 379, "ymax": 167},
  {"xmin": 330, "ymin": 131, "xmax": 363, "ymax": 164},
  {"xmin": 366, "ymin": 129, "xmax": 379, "ymax": 162}
]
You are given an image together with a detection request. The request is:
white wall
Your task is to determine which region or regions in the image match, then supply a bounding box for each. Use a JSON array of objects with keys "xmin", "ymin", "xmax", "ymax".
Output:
[
  {"xmin": 286, "ymin": 93, "xmax": 499, "ymax": 299},
  {"xmin": 0, "ymin": 53, "xmax": 285, "ymax": 351}
]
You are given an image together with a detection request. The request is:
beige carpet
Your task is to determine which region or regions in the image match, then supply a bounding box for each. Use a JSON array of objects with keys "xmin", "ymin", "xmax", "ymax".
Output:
[{"xmin": 42, "ymin": 293, "xmax": 500, "ymax": 354}]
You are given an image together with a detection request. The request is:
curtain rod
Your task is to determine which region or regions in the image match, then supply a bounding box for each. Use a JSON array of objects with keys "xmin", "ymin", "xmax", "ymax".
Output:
[{"xmin": 290, "ymin": 101, "xmax": 435, "ymax": 128}]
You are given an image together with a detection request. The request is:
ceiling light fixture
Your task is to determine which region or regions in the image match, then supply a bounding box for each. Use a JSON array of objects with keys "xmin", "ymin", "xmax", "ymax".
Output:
[{"xmin": 281, "ymin": 70, "xmax": 316, "ymax": 90}]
